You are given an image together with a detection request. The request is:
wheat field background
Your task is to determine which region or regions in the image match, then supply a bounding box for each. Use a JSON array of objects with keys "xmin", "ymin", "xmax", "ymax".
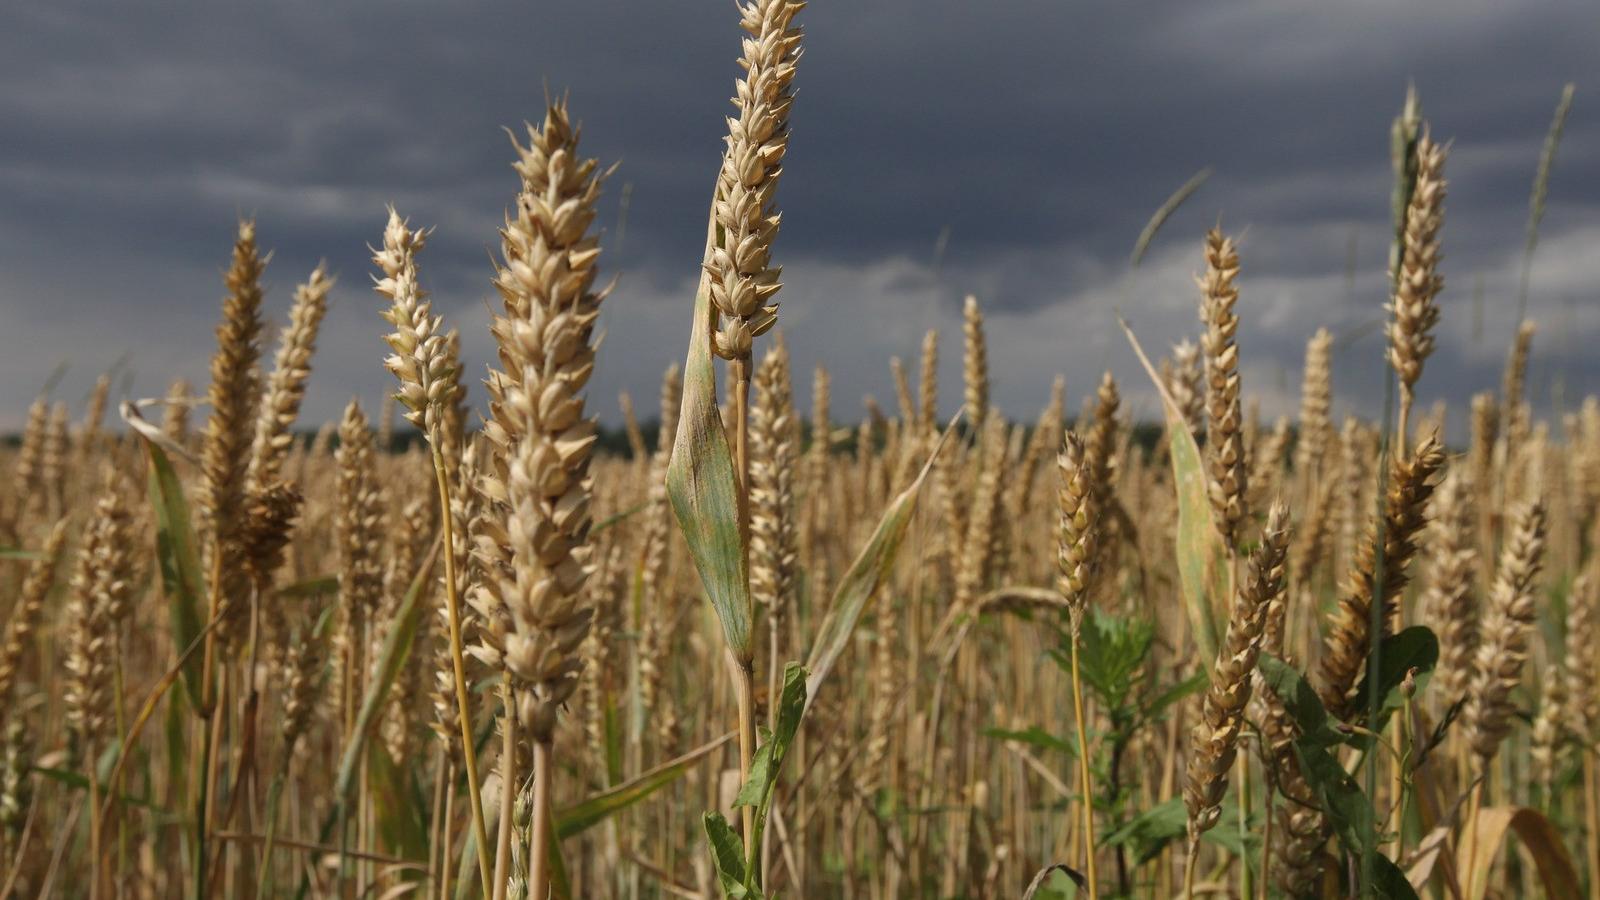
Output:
[{"xmin": 3, "ymin": 2, "xmax": 1600, "ymax": 898}]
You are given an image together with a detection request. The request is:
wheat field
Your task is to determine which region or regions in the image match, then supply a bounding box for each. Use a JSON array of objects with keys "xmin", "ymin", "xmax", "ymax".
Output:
[{"xmin": 0, "ymin": 3, "xmax": 1595, "ymax": 899}]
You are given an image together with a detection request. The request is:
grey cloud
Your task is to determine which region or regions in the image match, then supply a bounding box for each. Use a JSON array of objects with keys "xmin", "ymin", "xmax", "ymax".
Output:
[{"xmin": 2, "ymin": 1, "xmax": 1597, "ymax": 433}]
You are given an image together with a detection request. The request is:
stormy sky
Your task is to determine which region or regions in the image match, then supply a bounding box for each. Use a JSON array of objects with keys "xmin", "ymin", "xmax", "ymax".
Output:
[{"xmin": 3, "ymin": 2, "xmax": 1597, "ymax": 436}]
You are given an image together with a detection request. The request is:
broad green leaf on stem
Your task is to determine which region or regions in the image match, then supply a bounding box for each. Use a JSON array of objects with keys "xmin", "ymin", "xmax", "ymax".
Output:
[
  {"xmin": 1067, "ymin": 610, "xmax": 1155, "ymax": 710},
  {"xmin": 1258, "ymin": 655, "xmax": 1346, "ymax": 749},
  {"xmin": 134, "ymin": 426, "xmax": 207, "ymax": 708},
  {"xmin": 366, "ymin": 741, "xmax": 428, "ymax": 865},
  {"xmin": 736, "ymin": 663, "xmax": 806, "ymax": 880},
  {"xmin": 556, "ymin": 731, "xmax": 735, "ymax": 840},
  {"xmin": 738, "ymin": 725, "xmax": 775, "ymax": 810},
  {"xmin": 1117, "ymin": 318, "xmax": 1227, "ymax": 667},
  {"xmin": 704, "ymin": 811, "xmax": 754, "ymax": 898},
  {"xmin": 1294, "ymin": 738, "xmax": 1377, "ymax": 856},
  {"xmin": 667, "ymin": 240, "xmax": 752, "ymax": 663},
  {"xmin": 1144, "ymin": 670, "xmax": 1208, "ymax": 722},
  {"xmin": 1102, "ymin": 797, "xmax": 1183, "ymax": 863},
  {"xmin": 805, "ymin": 416, "xmax": 958, "ymax": 710},
  {"xmin": 1351, "ymin": 624, "xmax": 1437, "ymax": 731},
  {"xmin": 1458, "ymin": 806, "xmax": 1581, "ymax": 900},
  {"xmin": 1370, "ymin": 854, "xmax": 1422, "ymax": 900},
  {"xmin": 1101, "ymin": 796, "xmax": 1258, "ymax": 865}
]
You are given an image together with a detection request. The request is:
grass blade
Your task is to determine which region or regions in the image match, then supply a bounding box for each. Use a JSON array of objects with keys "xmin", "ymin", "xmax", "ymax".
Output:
[
  {"xmin": 1117, "ymin": 317, "xmax": 1227, "ymax": 666},
  {"xmin": 1459, "ymin": 806, "xmax": 1581, "ymax": 900},
  {"xmin": 804, "ymin": 412, "xmax": 958, "ymax": 710},
  {"xmin": 556, "ymin": 731, "xmax": 735, "ymax": 840},
  {"xmin": 128, "ymin": 409, "xmax": 207, "ymax": 708}
]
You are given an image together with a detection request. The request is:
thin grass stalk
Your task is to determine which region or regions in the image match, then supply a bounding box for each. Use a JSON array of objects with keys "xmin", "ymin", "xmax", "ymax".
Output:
[{"xmin": 1516, "ymin": 83, "xmax": 1576, "ymax": 325}]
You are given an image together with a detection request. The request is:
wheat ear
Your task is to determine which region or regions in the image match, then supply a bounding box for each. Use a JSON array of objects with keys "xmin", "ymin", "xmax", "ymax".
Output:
[
  {"xmin": 1388, "ymin": 130, "xmax": 1447, "ymax": 440},
  {"xmin": 200, "ymin": 220, "xmax": 268, "ymax": 657},
  {"xmin": 250, "ymin": 264, "xmax": 333, "ymax": 491},
  {"xmin": 1198, "ymin": 228, "xmax": 1248, "ymax": 548},
  {"xmin": 1185, "ymin": 503, "xmax": 1290, "ymax": 844},
  {"xmin": 0, "ymin": 520, "xmax": 70, "ymax": 707},
  {"xmin": 1057, "ymin": 428, "xmax": 1100, "ymax": 896},
  {"xmin": 1318, "ymin": 436, "xmax": 1444, "ymax": 721},
  {"xmin": 1462, "ymin": 498, "xmax": 1547, "ymax": 769},
  {"xmin": 962, "ymin": 295, "xmax": 989, "ymax": 427}
]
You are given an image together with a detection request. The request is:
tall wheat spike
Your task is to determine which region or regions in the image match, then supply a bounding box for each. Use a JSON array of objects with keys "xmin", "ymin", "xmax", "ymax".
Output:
[
  {"xmin": 1318, "ymin": 436, "xmax": 1444, "ymax": 721},
  {"xmin": 1463, "ymin": 499, "xmax": 1547, "ymax": 768},
  {"xmin": 1185, "ymin": 503, "xmax": 1289, "ymax": 843},
  {"xmin": 1198, "ymin": 228, "xmax": 1247, "ymax": 547},
  {"xmin": 162, "ymin": 377, "xmax": 193, "ymax": 448},
  {"xmin": 1423, "ymin": 470, "xmax": 1478, "ymax": 711},
  {"xmin": 704, "ymin": 0, "xmax": 803, "ymax": 364},
  {"xmin": 250, "ymin": 264, "xmax": 333, "ymax": 492},
  {"xmin": 1567, "ymin": 573, "xmax": 1599, "ymax": 744},
  {"xmin": 1388, "ymin": 131, "xmax": 1448, "ymax": 427},
  {"xmin": 11, "ymin": 398, "xmax": 47, "ymax": 522},
  {"xmin": 1294, "ymin": 328, "xmax": 1333, "ymax": 482},
  {"xmin": 962, "ymin": 295, "xmax": 990, "ymax": 427},
  {"xmin": 918, "ymin": 328, "xmax": 939, "ymax": 433},
  {"xmin": 0, "ymin": 520, "xmax": 70, "ymax": 706},
  {"xmin": 750, "ymin": 337, "xmax": 799, "ymax": 635},
  {"xmin": 200, "ymin": 220, "xmax": 269, "ymax": 649}
]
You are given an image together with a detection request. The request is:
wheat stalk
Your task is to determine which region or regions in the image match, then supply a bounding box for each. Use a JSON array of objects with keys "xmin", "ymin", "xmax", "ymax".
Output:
[
  {"xmin": 1057, "ymin": 427, "xmax": 1100, "ymax": 896},
  {"xmin": 1318, "ymin": 436, "xmax": 1444, "ymax": 721},
  {"xmin": 250, "ymin": 264, "xmax": 333, "ymax": 492},
  {"xmin": 918, "ymin": 328, "xmax": 939, "ymax": 434},
  {"xmin": 1186, "ymin": 503, "xmax": 1289, "ymax": 846},
  {"xmin": 1422, "ymin": 470, "xmax": 1478, "ymax": 714},
  {"xmin": 1294, "ymin": 328, "xmax": 1333, "ymax": 483},
  {"xmin": 478, "ymin": 97, "xmax": 612, "ymax": 898},
  {"xmin": 162, "ymin": 378, "xmax": 193, "ymax": 448},
  {"xmin": 1198, "ymin": 229, "xmax": 1248, "ymax": 548},
  {"xmin": 1388, "ymin": 130, "xmax": 1448, "ymax": 442},
  {"xmin": 0, "ymin": 520, "xmax": 70, "ymax": 707},
  {"xmin": 1463, "ymin": 498, "xmax": 1547, "ymax": 769},
  {"xmin": 1566, "ymin": 573, "xmax": 1598, "ymax": 744},
  {"xmin": 10, "ymin": 398, "xmax": 48, "ymax": 523},
  {"xmin": 962, "ymin": 296, "xmax": 989, "ymax": 427},
  {"xmin": 704, "ymin": 0, "xmax": 803, "ymax": 365}
]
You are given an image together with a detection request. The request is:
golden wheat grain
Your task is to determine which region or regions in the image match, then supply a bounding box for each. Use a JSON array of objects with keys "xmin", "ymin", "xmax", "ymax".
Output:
[
  {"xmin": 1318, "ymin": 436, "xmax": 1444, "ymax": 721},
  {"xmin": 1198, "ymin": 229, "xmax": 1247, "ymax": 548},
  {"xmin": 1463, "ymin": 498, "xmax": 1547, "ymax": 768}
]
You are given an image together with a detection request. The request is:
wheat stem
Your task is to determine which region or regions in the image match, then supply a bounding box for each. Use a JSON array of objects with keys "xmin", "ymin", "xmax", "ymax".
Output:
[
  {"xmin": 1068, "ymin": 636, "xmax": 1098, "ymax": 899},
  {"xmin": 432, "ymin": 447, "xmax": 495, "ymax": 896},
  {"xmin": 529, "ymin": 741, "xmax": 554, "ymax": 900}
]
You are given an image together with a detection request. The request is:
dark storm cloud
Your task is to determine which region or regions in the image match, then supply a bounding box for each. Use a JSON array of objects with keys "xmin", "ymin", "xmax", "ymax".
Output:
[{"xmin": 2, "ymin": 1, "xmax": 1597, "ymax": 433}]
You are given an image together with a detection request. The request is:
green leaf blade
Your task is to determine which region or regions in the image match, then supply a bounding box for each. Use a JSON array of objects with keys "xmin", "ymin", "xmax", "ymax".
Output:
[{"xmin": 666, "ymin": 273, "xmax": 753, "ymax": 662}]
